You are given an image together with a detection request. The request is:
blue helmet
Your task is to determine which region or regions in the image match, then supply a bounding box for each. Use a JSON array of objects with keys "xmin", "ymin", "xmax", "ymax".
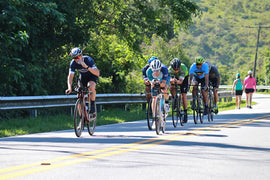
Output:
[{"xmin": 148, "ymin": 56, "xmax": 158, "ymax": 64}]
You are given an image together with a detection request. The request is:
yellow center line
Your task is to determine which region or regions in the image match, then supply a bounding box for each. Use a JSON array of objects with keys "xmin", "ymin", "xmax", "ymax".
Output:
[{"xmin": 0, "ymin": 115, "xmax": 269, "ymax": 179}]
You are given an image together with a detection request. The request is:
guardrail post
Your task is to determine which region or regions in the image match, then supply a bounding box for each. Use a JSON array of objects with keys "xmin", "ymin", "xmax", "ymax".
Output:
[{"xmin": 30, "ymin": 109, "xmax": 37, "ymax": 118}]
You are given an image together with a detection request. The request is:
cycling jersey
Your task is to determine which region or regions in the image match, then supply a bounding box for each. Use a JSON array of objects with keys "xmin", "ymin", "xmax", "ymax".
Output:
[
  {"xmin": 146, "ymin": 64, "xmax": 170, "ymax": 84},
  {"xmin": 69, "ymin": 55, "xmax": 99, "ymax": 85},
  {"xmin": 142, "ymin": 64, "xmax": 150, "ymax": 80},
  {"xmin": 209, "ymin": 65, "xmax": 220, "ymax": 79},
  {"xmin": 168, "ymin": 63, "xmax": 189, "ymax": 79},
  {"xmin": 189, "ymin": 63, "xmax": 209, "ymax": 79}
]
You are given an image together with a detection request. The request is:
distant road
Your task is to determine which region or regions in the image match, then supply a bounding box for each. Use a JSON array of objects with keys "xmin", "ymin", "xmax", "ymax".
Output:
[{"xmin": 0, "ymin": 93, "xmax": 270, "ymax": 180}]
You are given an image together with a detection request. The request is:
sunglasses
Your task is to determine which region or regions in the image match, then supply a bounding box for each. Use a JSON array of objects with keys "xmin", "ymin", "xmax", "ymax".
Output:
[
  {"xmin": 74, "ymin": 56, "xmax": 81, "ymax": 60},
  {"xmin": 196, "ymin": 63, "xmax": 202, "ymax": 66}
]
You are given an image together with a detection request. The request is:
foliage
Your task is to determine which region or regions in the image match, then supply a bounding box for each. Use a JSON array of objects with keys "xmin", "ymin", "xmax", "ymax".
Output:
[
  {"xmin": 178, "ymin": 0, "xmax": 270, "ymax": 85},
  {"xmin": 1, "ymin": 0, "xmax": 200, "ymax": 96}
]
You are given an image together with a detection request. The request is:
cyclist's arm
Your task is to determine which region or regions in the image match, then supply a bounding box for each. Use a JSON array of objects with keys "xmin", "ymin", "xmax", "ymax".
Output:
[
  {"xmin": 205, "ymin": 73, "xmax": 209, "ymax": 88},
  {"xmin": 66, "ymin": 72, "xmax": 74, "ymax": 94}
]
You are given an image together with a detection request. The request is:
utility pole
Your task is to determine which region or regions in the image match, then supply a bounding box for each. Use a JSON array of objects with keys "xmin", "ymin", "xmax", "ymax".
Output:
[{"xmin": 245, "ymin": 25, "xmax": 270, "ymax": 78}]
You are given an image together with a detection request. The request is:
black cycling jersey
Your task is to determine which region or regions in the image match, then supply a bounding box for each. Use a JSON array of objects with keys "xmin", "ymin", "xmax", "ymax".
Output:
[{"xmin": 69, "ymin": 55, "xmax": 99, "ymax": 86}]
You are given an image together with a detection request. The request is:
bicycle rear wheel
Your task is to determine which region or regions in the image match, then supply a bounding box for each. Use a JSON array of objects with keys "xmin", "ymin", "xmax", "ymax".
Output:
[
  {"xmin": 209, "ymin": 90, "xmax": 214, "ymax": 121},
  {"xmin": 87, "ymin": 102, "xmax": 97, "ymax": 136},
  {"xmin": 147, "ymin": 98, "xmax": 154, "ymax": 130},
  {"xmin": 155, "ymin": 97, "xmax": 161, "ymax": 135},
  {"xmin": 172, "ymin": 95, "xmax": 179, "ymax": 127},
  {"xmin": 74, "ymin": 99, "xmax": 84, "ymax": 137}
]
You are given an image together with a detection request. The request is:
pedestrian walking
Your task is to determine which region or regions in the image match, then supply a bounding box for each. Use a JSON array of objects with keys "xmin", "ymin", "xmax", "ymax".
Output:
[
  {"xmin": 232, "ymin": 73, "xmax": 244, "ymax": 109},
  {"xmin": 244, "ymin": 70, "xmax": 256, "ymax": 108}
]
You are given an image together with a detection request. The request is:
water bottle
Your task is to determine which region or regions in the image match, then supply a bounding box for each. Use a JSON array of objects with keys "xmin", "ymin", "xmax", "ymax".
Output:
[{"xmin": 161, "ymin": 99, "xmax": 164, "ymax": 111}]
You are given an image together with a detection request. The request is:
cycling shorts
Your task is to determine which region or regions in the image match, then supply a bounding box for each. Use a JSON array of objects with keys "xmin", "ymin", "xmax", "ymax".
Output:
[
  {"xmin": 79, "ymin": 74, "xmax": 99, "ymax": 87},
  {"xmin": 209, "ymin": 78, "xmax": 219, "ymax": 88},
  {"xmin": 193, "ymin": 76, "xmax": 206, "ymax": 87}
]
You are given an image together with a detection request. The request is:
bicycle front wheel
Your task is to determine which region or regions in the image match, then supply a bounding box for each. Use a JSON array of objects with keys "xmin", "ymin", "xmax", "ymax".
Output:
[
  {"xmin": 74, "ymin": 99, "xmax": 84, "ymax": 137},
  {"xmin": 193, "ymin": 99, "xmax": 198, "ymax": 124},
  {"xmin": 147, "ymin": 98, "xmax": 154, "ymax": 130},
  {"xmin": 87, "ymin": 102, "xmax": 97, "ymax": 136},
  {"xmin": 172, "ymin": 95, "xmax": 179, "ymax": 127},
  {"xmin": 198, "ymin": 96, "xmax": 203, "ymax": 124},
  {"xmin": 155, "ymin": 97, "xmax": 161, "ymax": 135}
]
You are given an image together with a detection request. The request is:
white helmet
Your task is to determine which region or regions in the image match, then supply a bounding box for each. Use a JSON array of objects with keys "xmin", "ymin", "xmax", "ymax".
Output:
[
  {"xmin": 248, "ymin": 70, "xmax": 252, "ymax": 75},
  {"xmin": 150, "ymin": 59, "xmax": 162, "ymax": 71},
  {"xmin": 70, "ymin": 47, "xmax": 82, "ymax": 58}
]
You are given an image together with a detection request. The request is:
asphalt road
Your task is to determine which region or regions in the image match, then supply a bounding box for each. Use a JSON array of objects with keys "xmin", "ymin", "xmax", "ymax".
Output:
[{"xmin": 0, "ymin": 93, "xmax": 270, "ymax": 180}]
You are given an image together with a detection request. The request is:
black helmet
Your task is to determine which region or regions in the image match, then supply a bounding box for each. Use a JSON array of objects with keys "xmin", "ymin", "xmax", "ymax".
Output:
[
  {"xmin": 205, "ymin": 61, "xmax": 212, "ymax": 71},
  {"xmin": 170, "ymin": 58, "xmax": 181, "ymax": 70},
  {"xmin": 70, "ymin": 47, "xmax": 82, "ymax": 58}
]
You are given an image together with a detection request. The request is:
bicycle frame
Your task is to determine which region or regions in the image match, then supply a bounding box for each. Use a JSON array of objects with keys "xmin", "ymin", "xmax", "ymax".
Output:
[
  {"xmin": 151, "ymin": 84, "xmax": 166, "ymax": 135},
  {"xmin": 73, "ymin": 86, "xmax": 96, "ymax": 137},
  {"xmin": 190, "ymin": 84, "xmax": 203, "ymax": 124},
  {"xmin": 171, "ymin": 82, "xmax": 184, "ymax": 127}
]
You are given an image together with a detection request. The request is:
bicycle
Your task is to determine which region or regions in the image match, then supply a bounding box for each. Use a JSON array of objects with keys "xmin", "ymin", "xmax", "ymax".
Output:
[
  {"xmin": 171, "ymin": 82, "xmax": 184, "ymax": 127},
  {"xmin": 151, "ymin": 82, "xmax": 166, "ymax": 135},
  {"xmin": 146, "ymin": 94, "xmax": 154, "ymax": 130},
  {"xmin": 207, "ymin": 82, "xmax": 215, "ymax": 122},
  {"xmin": 190, "ymin": 84, "xmax": 204, "ymax": 124},
  {"xmin": 73, "ymin": 86, "xmax": 97, "ymax": 137}
]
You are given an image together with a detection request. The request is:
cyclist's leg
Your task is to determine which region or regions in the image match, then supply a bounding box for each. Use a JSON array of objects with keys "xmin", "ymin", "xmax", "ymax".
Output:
[
  {"xmin": 200, "ymin": 78, "xmax": 208, "ymax": 115},
  {"xmin": 180, "ymin": 76, "xmax": 188, "ymax": 122},
  {"xmin": 86, "ymin": 76, "xmax": 98, "ymax": 114},
  {"xmin": 170, "ymin": 82, "xmax": 176, "ymax": 97},
  {"xmin": 161, "ymin": 84, "xmax": 170, "ymax": 112},
  {"xmin": 191, "ymin": 77, "xmax": 198, "ymax": 109},
  {"xmin": 145, "ymin": 84, "xmax": 151, "ymax": 102}
]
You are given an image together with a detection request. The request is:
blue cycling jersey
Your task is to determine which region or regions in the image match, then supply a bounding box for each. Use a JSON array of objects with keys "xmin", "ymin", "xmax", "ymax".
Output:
[
  {"xmin": 189, "ymin": 63, "xmax": 209, "ymax": 79},
  {"xmin": 142, "ymin": 64, "xmax": 150, "ymax": 80},
  {"xmin": 146, "ymin": 64, "xmax": 170, "ymax": 84}
]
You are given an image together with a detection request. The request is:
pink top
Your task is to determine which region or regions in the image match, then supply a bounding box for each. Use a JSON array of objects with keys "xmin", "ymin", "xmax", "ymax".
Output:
[{"xmin": 244, "ymin": 76, "xmax": 256, "ymax": 91}]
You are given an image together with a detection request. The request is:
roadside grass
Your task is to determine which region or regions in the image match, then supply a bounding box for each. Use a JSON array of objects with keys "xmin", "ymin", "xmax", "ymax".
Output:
[{"xmin": 0, "ymin": 100, "xmax": 256, "ymax": 138}]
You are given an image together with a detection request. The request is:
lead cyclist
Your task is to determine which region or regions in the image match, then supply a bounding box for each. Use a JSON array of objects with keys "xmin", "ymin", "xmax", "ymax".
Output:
[{"xmin": 65, "ymin": 47, "xmax": 100, "ymax": 120}]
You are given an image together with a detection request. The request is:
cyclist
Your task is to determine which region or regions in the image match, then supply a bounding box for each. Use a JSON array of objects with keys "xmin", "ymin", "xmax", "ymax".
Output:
[
  {"xmin": 244, "ymin": 70, "xmax": 256, "ymax": 108},
  {"xmin": 65, "ymin": 47, "xmax": 100, "ymax": 119},
  {"xmin": 205, "ymin": 61, "xmax": 220, "ymax": 114},
  {"xmin": 146, "ymin": 59, "xmax": 170, "ymax": 118},
  {"xmin": 142, "ymin": 56, "xmax": 158, "ymax": 103},
  {"xmin": 169, "ymin": 58, "xmax": 189, "ymax": 123},
  {"xmin": 232, "ymin": 73, "xmax": 245, "ymax": 109},
  {"xmin": 189, "ymin": 56, "xmax": 209, "ymax": 115}
]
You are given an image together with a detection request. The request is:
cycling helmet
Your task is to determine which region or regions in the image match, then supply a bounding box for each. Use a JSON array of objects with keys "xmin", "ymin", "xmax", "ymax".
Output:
[
  {"xmin": 70, "ymin": 47, "xmax": 82, "ymax": 58},
  {"xmin": 150, "ymin": 59, "xmax": 162, "ymax": 71},
  {"xmin": 195, "ymin": 56, "xmax": 204, "ymax": 64},
  {"xmin": 236, "ymin": 73, "xmax": 240, "ymax": 78},
  {"xmin": 148, "ymin": 56, "xmax": 158, "ymax": 64},
  {"xmin": 170, "ymin": 58, "xmax": 181, "ymax": 70},
  {"xmin": 205, "ymin": 61, "xmax": 212, "ymax": 71}
]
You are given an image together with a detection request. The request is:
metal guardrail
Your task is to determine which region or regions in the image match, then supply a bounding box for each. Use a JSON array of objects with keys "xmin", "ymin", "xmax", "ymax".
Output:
[
  {"xmin": 0, "ymin": 91, "xmax": 232, "ymax": 111},
  {"xmin": 219, "ymin": 85, "xmax": 270, "ymax": 89}
]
